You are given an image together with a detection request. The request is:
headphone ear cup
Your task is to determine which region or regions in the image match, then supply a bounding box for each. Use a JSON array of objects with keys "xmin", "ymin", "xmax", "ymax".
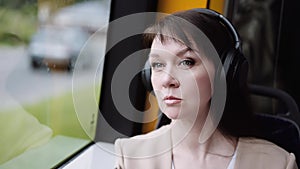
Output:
[
  {"xmin": 236, "ymin": 54, "xmax": 249, "ymax": 89},
  {"xmin": 223, "ymin": 49, "xmax": 248, "ymax": 90},
  {"xmin": 141, "ymin": 62, "xmax": 153, "ymax": 92},
  {"xmin": 223, "ymin": 50, "xmax": 234, "ymax": 81}
]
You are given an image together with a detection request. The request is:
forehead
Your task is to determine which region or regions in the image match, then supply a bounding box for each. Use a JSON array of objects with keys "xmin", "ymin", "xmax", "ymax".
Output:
[{"xmin": 150, "ymin": 37, "xmax": 187, "ymax": 54}]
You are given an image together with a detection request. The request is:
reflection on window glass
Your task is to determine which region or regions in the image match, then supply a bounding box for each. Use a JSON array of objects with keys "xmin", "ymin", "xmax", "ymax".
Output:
[{"xmin": 0, "ymin": 0, "xmax": 110, "ymax": 168}]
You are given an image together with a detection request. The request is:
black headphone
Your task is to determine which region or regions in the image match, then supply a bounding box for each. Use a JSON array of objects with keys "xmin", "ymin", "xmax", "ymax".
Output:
[{"xmin": 141, "ymin": 8, "xmax": 248, "ymax": 92}]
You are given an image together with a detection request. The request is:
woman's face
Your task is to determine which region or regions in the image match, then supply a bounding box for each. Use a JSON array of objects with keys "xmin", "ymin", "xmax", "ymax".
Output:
[{"xmin": 149, "ymin": 37, "xmax": 215, "ymax": 120}]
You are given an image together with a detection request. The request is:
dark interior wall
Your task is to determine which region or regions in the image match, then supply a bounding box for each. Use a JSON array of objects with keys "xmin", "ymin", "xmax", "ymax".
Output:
[
  {"xmin": 233, "ymin": 0, "xmax": 281, "ymax": 86},
  {"xmin": 276, "ymin": 0, "xmax": 300, "ymax": 109},
  {"xmin": 95, "ymin": 0, "xmax": 158, "ymax": 143},
  {"xmin": 232, "ymin": 0, "xmax": 300, "ymax": 122}
]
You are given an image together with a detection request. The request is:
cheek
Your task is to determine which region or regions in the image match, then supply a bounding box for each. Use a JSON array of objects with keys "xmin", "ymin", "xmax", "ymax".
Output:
[
  {"xmin": 182, "ymin": 70, "xmax": 213, "ymax": 104},
  {"xmin": 151, "ymin": 75, "xmax": 159, "ymax": 89},
  {"xmin": 151, "ymin": 75, "xmax": 163, "ymax": 100},
  {"xmin": 195, "ymin": 62, "xmax": 215, "ymax": 103},
  {"xmin": 197, "ymin": 70, "xmax": 213, "ymax": 105},
  {"xmin": 197, "ymin": 75, "xmax": 212, "ymax": 102}
]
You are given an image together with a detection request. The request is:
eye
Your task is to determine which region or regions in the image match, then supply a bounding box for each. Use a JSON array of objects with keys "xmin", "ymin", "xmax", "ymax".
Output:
[
  {"xmin": 178, "ymin": 59, "xmax": 195, "ymax": 69},
  {"xmin": 151, "ymin": 62, "xmax": 165, "ymax": 71}
]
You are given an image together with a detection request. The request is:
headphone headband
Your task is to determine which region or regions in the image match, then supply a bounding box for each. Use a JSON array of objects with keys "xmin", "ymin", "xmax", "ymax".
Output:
[{"xmin": 192, "ymin": 8, "xmax": 241, "ymax": 51}]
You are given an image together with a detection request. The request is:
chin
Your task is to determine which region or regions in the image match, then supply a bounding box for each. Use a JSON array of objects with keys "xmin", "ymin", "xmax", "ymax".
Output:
[{"xmin": 163, "ymin": 111, "xmax": 179, "ymax": 120}]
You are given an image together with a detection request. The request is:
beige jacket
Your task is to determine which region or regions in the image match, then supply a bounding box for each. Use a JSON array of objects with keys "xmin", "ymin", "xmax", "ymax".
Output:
[{"xmin": 114, "ymin": 125, "xmax": 298, "ymax": 169}]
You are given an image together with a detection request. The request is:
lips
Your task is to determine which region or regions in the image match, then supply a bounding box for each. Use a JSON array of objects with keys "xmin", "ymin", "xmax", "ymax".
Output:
[{"xmin": 163, "ymin": 96, "xmax": 182, "ymax": 105}]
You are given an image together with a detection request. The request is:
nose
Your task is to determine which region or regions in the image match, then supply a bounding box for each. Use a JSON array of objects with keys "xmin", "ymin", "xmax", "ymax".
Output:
[{"xmin": 161, "ymin": 71, "xmax": 180, "ymax": 89}]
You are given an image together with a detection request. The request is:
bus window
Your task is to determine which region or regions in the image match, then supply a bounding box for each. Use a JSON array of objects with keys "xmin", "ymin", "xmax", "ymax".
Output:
[{"xmin": 0, "ymin": 0, "xmax": 111, "ymax": 168}]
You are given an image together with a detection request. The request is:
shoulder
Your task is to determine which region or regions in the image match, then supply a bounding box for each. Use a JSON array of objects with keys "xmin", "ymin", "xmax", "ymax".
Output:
[
  {"xmin": 114, "ymin": 125, "xmax": 172, "ymax": 158},
  {"xmin": 238, "ymin": 137, "xmax": 290, "ymax": 156},
  {"xmin": 237, "ymin": 137, "xmax": 297, "ymax": 168}
]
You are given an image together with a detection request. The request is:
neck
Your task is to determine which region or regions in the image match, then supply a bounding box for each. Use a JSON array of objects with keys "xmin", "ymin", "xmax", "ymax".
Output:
[
  {"xmin": 170, "ymin": 102, "xmax": 209, "ymax": 145},
  {"xmin": 170, "ymin": 105, "xmax": 237, "ymax": 157}
]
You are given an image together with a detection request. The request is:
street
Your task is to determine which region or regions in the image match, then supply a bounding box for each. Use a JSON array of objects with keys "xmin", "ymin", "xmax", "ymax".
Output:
[{"xmin": 0, "ymin": 34, "xmax": 105, "ymax": 109}]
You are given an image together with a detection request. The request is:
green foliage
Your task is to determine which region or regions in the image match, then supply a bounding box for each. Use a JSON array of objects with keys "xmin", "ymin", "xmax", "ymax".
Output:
[
  {"xmin": 0, "ymin": 0, "xmax": 36, "ymax": 9},
  {"xmin": 0, "ymin": 4, "xmax": 37, "ymax": 45}
]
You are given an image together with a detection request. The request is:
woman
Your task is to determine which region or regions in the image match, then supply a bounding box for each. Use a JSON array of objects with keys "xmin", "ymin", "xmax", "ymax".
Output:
[{"xmin": 114, "ymin": 8, "xmax": 298, "ymax": 169}]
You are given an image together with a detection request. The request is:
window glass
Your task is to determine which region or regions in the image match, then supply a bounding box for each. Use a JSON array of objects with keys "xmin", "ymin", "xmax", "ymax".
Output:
[{"xmin": 0, "ymin": 0, "xmax": 110, "ymax": 168}]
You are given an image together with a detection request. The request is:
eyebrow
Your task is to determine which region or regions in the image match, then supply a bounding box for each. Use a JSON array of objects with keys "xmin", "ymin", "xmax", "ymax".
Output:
[
  {"xmin": 176, "ymin": 47, "xmax": 191, "ymax": 56},
  {"xmin": 149, "ymin": 46, "xmax": 191, "ymax": 58}
]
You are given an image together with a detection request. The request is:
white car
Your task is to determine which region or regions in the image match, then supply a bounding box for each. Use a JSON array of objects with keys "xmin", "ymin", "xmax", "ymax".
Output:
[{"xmin": 28, "ymin": 26, "xmax": 90, "ymax": 71}]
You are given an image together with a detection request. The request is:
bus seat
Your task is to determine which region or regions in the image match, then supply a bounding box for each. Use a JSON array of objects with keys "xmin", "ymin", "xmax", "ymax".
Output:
[
  {"xmin": 248, "ymin": 84, "xmax": 299, "ymax": 118},
  {"xmin": 253, "ymin": 113, "xmax": 300, "ymax": 165},
  {"xmin": 249, "ymin": 84, "xmax": 300, "ymax": 166}
]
